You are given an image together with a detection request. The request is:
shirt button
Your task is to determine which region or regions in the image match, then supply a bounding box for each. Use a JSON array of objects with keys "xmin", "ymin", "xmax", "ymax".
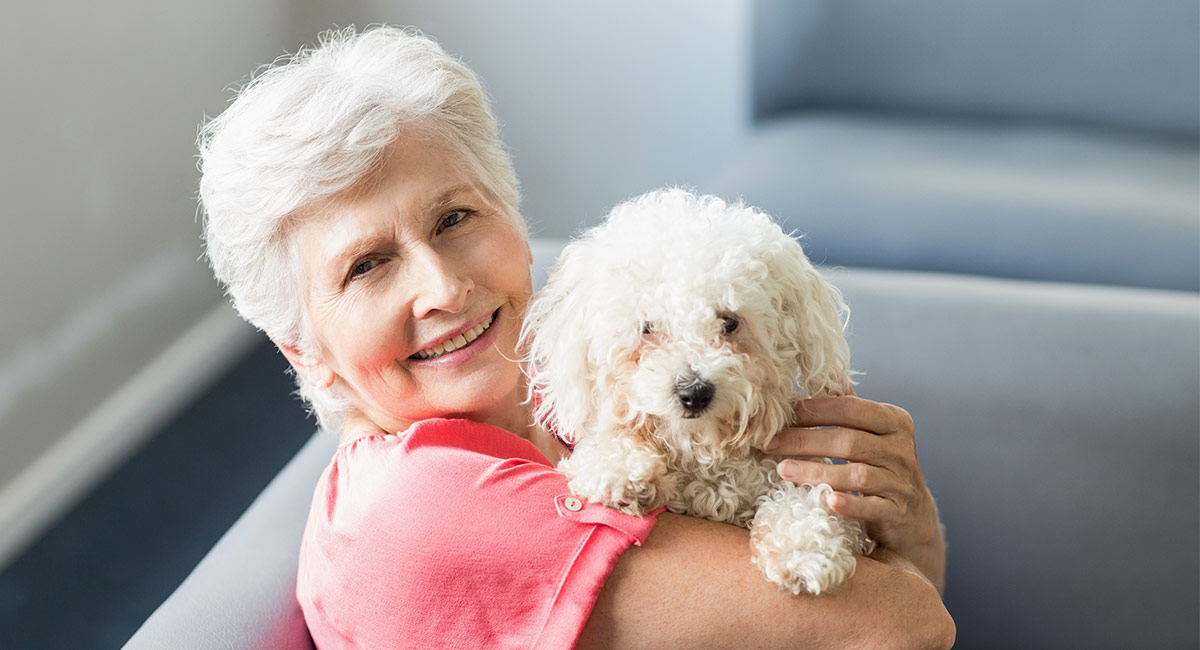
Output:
[{"xmin": 564, "ymin": 496, "xmax": 583, "ymax": 512}]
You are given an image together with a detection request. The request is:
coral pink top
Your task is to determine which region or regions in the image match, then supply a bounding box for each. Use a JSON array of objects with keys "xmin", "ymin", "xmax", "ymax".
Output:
[{"xmin": 296, "ymin": 418, "xmax": 660, "ymax": 649}]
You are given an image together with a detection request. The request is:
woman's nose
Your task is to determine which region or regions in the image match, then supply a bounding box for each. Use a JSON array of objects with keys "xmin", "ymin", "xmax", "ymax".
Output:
[{"xmin": 409, "ymin": 246, "xmax": 473, "ymax": 317}]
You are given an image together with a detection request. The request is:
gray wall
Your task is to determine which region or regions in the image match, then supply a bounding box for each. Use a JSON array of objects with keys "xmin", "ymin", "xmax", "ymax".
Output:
[{"xmin": 0, "ymin": 0, "xmax": 303, "ymax": 561}]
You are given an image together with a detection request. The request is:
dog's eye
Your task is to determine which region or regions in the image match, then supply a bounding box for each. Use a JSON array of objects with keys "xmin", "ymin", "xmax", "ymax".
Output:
[
  {"xmin": 721, "ymin": 316, "xmax": 739, "ymax": 335},
  {"xmin": 641, "ymin": 322, "xmax": 655, "ymax": 336}
]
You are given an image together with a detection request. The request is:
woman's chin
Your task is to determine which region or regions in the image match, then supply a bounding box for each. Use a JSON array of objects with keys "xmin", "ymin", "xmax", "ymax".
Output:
[{"xmin": 392, "ymin": 360, "xmax": 524, "ymax": 428}]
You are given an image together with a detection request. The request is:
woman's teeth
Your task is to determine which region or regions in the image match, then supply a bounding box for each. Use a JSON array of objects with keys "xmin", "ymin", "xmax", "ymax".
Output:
[{"xmin": 413, "ymin": 314, "xmax": 495, "ymax": 360}]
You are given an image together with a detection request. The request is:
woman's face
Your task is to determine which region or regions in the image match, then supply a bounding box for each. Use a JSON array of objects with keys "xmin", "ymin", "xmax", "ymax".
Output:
[{"xmin": 286, "ymin": 134, "xmax": 532, "ymax": 434}]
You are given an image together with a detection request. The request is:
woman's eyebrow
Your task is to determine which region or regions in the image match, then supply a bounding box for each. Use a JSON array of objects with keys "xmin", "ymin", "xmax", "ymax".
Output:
[
  {"xmin": 426, "ymin": 183, "xmax": 476, "ymax": 215},
  {"xmin": 329, "ymin": 232, "xmax": 392, "ymax": 269}
]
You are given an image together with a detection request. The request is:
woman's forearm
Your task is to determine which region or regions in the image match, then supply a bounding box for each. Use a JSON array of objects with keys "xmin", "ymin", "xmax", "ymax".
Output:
[
  {"xmin": 893, "ymin": 489, "xmax": 947, "ymax": 594},
  {"xmin": 579, "ymin": 513, "xmax": 955, "ymax": 649},
  {"xmin": 853, "ymin": 547, "xmax": 955, "ymax": 649}
]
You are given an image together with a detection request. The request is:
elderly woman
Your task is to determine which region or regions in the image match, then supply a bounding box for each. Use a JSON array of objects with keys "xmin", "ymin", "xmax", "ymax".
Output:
[{"xmin": 199, "ymin": 26, "xmax": 952, "ymax": 649}]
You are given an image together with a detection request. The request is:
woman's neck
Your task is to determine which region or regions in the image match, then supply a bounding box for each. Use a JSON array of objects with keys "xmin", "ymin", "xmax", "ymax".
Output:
[
  {"xmin": 337, "ymin": 380, "xmax": 567, "ymax": 463},
  {"xmin": 450, "ymin": 380, "xmax": 569, "ymax": 464}
]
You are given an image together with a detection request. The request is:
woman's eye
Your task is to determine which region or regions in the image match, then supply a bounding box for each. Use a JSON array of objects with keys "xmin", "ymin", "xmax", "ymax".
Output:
[
  {"xmin": 437, "ymin": 210, "xmax": 470, "ymax": 233},
  {"xmin": 721, "ymin": 316, "xmax": 739, "ymax": 335},
  {"xmin": 350, "ymin": 258, "xmax": 378, "ymax": 278}
]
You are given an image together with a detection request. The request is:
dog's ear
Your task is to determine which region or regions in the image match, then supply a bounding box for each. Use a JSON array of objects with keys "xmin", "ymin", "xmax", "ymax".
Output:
[
  {"xmin": 519, "ymin": 242, "xmax": 602, "ymax": 444},
  {"xmin": 768, "ymin": 237, "xmax": 854, "ymax": 398}
]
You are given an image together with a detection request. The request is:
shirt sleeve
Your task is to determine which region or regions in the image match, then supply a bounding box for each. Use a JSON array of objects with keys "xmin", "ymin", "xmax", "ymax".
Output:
[{"xmin": 297, "ymin": 419, "xmax": 660, "ymax": 650}]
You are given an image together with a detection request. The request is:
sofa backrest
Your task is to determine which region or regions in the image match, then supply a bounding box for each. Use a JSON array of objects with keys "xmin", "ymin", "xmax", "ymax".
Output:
[{"xmin": 754, "ymin": 0, "xmax": 1200, "ymax": 136}]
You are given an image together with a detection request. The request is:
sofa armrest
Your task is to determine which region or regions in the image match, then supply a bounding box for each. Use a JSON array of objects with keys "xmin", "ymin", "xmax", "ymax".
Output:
[{"xmin": 123, "ymin": 431, "xmax": 336, "ymax": 649}]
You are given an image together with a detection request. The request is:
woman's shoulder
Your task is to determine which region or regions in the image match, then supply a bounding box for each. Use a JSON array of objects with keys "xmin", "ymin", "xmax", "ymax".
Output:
[
  {"xmin": 339, "ymin": 417, "xmax": 550, "ymax": 467},
  {"xmin": 297, "ymin": 418, "xmax": 663, "ymax": 648},
  {"xmin": 315, "ymin": 418, "xmax": 601, "ymax": 541},
  {"xmin": 315, "ymin": 418, "xmax": 557, "ymax": 522}
]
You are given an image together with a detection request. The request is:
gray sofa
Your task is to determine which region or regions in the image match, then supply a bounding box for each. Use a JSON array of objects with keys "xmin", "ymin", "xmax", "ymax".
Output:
[{"xmin": 127, "ymin": 2, "xmax": 1199, "ymax": 648}]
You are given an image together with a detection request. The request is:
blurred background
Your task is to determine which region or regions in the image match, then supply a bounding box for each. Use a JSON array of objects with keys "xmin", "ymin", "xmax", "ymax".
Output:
[{"xmin": 0, "ymin": 1, "xmax": 1196, "ymax": 648}]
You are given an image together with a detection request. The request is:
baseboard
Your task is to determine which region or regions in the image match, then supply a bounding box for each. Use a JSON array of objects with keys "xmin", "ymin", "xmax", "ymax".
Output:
[{"xmin": 0, "ymin": 303, "xmax": 259, "ymax": 571}]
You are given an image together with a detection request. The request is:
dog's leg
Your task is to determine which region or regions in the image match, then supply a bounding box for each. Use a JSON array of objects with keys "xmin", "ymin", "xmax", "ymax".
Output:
[
  {"xmin": 749, "ymin": 481, "xmax": 873, "ymax": 595},
  {"xmin": 670, "ymin": 456, "xmax": 772, "ymax": 527},
  {"xmin": 557, "ymin": 434, "xmax": 672, "ymax": 516}
]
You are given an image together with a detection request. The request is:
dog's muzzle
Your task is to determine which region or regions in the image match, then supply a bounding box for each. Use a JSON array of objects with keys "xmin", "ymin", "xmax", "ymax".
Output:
[{"xmin": 676, "ymin": 378, "xmax": 715, "ymax": 417}]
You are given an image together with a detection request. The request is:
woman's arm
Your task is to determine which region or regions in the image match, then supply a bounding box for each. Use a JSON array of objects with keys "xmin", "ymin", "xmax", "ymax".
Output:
[{"xmin": 578, "ymin": 513, "xmax": 955, "ymax": 649}]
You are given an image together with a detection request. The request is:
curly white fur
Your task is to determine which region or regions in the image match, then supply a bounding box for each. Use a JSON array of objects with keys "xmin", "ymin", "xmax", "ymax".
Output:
[{"xmin": 522, "ymin": 188, "xmax": 874, "ymax": 595}]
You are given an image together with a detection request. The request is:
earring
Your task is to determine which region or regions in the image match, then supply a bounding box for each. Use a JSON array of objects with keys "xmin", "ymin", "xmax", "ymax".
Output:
[{"xmin": 308, "ymin": 372, "xmax": 334, "ymax": 390}]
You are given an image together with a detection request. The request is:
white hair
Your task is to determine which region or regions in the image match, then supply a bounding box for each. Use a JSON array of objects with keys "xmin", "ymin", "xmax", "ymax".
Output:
[{"xmin": 199, "ymin": 25, "xmax": 523, "ymax": 430}]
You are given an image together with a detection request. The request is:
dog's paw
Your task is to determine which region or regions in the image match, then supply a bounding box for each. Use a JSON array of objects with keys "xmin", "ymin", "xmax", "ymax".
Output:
[
  {"xmin": 558, "ymin": 435, "xmax": 671, "ymax": 516},
  {"xmin": 566, "ymin": 472, "xmax": 668, "ymax": 516},
  {"xmin": 749, "ymin": 483, "xmax": 864, "ymax": 595},
  {"xmin": 752, "ymin": 541, "xmax": 857, "ymax": 595}
]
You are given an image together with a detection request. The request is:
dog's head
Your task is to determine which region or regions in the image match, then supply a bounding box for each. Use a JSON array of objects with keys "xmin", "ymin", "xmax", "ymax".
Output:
[{"xmin": 522, "ymin": 189, "xmax": 852, "ymax": 458}]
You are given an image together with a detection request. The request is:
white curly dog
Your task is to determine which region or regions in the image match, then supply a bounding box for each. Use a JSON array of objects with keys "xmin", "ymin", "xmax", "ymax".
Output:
[{"xmin": 522, "ymin": 188, "xmax": 875, "ymax": 595}]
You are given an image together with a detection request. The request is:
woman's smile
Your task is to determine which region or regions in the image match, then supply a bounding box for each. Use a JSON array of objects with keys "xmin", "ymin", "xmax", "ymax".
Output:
[{"xmin": 409, "ymin": 308, "xmax": 500, "ymax": 365}]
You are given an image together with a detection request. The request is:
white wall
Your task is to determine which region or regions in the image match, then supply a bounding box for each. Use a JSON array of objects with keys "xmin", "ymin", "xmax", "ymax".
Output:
[
  {"xmin": 299, "ymin": 0, "xmax": 754, "ymax": 236},
  {"xmin": 0, "ymin": 0, "xmax": 305, "ymax": 566}
]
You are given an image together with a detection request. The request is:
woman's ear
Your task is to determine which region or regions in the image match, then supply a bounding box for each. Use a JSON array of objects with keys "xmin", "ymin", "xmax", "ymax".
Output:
[{"xmin": 274, "ymin": 339, "xmax": 336, "ymax": 390}]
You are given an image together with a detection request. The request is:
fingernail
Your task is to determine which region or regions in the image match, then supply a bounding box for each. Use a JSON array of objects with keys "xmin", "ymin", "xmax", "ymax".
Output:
[
  {"xmin": 765, "ymin": 437, "xmax": 779, "ymax": 452},
  {"xmin": 777, "ymin": 459, "xmax": 794, "ymax": 478}
]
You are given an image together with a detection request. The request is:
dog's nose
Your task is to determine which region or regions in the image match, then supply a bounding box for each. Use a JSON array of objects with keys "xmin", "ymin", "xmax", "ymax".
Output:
[{"xmin": 676, "ymin": 380, "xmax": 715, "ymax": 416}]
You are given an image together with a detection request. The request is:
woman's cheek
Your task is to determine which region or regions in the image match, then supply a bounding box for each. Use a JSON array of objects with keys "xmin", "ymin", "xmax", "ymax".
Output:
[
  {"xmin": 331, "ymin": 291, "xmax": 406, "ymax": 375},
  {"xmin": 359, "ymin": 308, "xmax": 411, "ymax": 367}
]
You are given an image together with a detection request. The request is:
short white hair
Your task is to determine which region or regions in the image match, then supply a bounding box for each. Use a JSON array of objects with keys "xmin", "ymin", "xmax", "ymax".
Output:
[{"xmin": 199, "ymin": 25, "xmax": 523, "ymax": 430}]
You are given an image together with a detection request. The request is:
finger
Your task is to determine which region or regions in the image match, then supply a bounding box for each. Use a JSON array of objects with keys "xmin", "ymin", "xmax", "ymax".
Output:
[
  {"xmin": 764, "ymin": 426, "xmax": 889, "ymax": 464},
  {"xmin": 793, "ymin": 396, "xmax": 905, "ymax": 433},
  {"xmin": 792, "ymin": 396, "xmax": 914, "ymax": 437},
  {"xmin": 825, "ymin": 491, "xmax": 904, "ymax": 531},
  {"xmin": 776, "ymin": 459, "xmax": 902, "ymax": 498}
]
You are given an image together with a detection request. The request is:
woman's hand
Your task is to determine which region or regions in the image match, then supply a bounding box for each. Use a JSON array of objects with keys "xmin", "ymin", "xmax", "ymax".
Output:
[{"xmin": 765, "ymin": 394, "xmax": 947, "ymax": 593}]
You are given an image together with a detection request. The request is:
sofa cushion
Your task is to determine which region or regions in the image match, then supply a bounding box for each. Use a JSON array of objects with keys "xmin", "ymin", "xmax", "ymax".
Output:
[
  {"xmin": 753, "ymin": 0, "xmax": 1200, "ymax": 136},
  {"xmin": 709, "ymin": 113, "xmax": 1200, "ymax": 291}
]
